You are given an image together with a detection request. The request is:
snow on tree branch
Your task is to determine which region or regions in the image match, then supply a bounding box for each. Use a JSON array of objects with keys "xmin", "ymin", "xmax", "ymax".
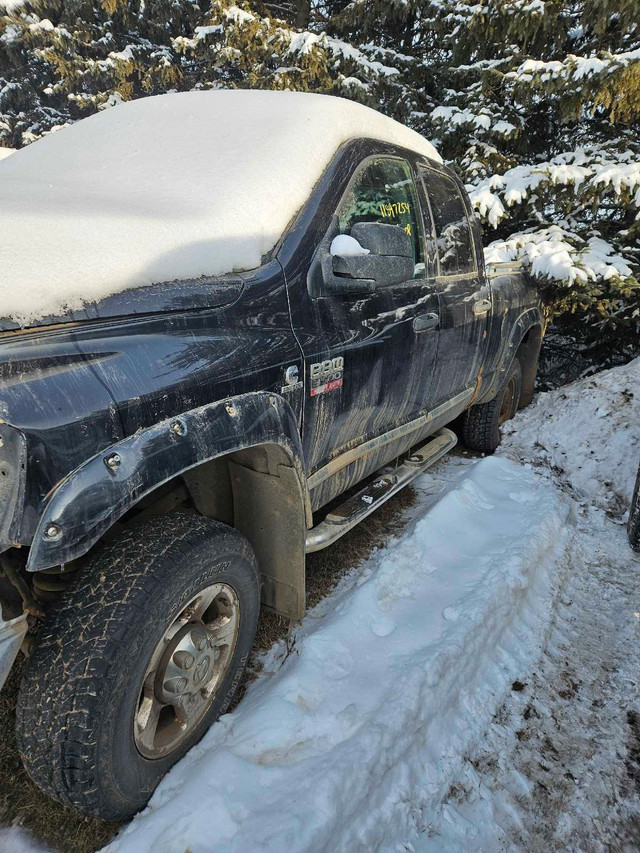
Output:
[
  {"xmin": 485, "ymin": 226, "xmax": 633, "ymax": 286},
  {"xmin": 469, "ymin": 145, "xmax": 640, "ymax": 229},
  {"xmin": 507, "ymin": 48, "xmax": 640, "ymax": 85},
  {"xmin": 431, "ymin": 105, "xmax": 521, "ymax": 138}
]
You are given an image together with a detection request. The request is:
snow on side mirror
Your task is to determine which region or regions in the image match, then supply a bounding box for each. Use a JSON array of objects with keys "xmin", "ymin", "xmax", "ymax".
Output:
[{"xmin": 330, "ymin": 234, "xmax": 371, "ymax": 257}]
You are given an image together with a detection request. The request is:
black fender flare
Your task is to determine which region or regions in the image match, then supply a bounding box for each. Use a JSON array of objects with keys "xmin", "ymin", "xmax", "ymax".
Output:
[
  {"xmin": 477, "ymin": 306, "xmax": 544, "ymax": 405},
  {"xmin": 506, "ymin": 306, "xmax": 544, "ymax": 358},
  {"xmin": 27, "ymin": 392, "xmax": 307, "ymax": 572}
]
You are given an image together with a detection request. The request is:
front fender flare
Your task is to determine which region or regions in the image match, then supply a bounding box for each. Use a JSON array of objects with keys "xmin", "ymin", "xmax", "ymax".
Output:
[{"xmin": 27, "ymin": 392, "xmax": 306, "ymax": 572}]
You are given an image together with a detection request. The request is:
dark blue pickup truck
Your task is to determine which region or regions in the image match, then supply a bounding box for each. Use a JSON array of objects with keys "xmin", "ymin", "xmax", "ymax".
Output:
[{"xmin": 0, "ymin": 91, "xmax": 543, "ymax": 821}]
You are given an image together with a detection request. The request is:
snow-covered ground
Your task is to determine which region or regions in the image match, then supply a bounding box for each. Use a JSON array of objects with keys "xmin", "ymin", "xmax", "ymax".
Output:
[
  {"xmin": 101, "ymin": 358, "xmax": 638, "ymax": 853},
  {"xmin": 108, "ymin": 455, "xmax": 571, "ymax": 853},
  {"xmin": 416, "ymin": 359, "xmax": 640, "ymax": 850},
  {"xmin": 500, "ymin": 356, "xmax": 639, "ymax": 519},
  {"xmin": 3, "ymin": 359, "xmax": 639, "ymax": 852}
]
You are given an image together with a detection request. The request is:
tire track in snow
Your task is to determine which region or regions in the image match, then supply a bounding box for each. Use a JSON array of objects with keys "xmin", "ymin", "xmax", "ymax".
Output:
[{"xmin": 415, "ymin": 508, "xmax": 639, "ymax": 853}]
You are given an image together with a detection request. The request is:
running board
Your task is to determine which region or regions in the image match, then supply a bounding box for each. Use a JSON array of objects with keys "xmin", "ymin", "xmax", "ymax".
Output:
[{"xmin": 305, "ymin": 428, "xmax": 457, "ymax": 553}]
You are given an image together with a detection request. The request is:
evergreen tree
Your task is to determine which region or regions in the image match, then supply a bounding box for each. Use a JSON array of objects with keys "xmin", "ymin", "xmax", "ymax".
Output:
[
  {"xmin": 332, "ymin": 0, "xmax": 640, "ymax": 367},
  {"xmin": 0, "ymin": 0, "xmax": 394, "ymax": 147}
]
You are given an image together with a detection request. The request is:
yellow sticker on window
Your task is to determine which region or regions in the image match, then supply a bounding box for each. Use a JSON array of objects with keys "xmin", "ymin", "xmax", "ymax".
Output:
[{"xmin": 379, "ymin": 201, "xmax": 411, "ymax": 218}]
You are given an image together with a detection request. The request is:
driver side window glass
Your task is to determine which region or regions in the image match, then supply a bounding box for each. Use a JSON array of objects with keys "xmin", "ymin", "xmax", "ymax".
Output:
[
  {"xmin": 420, "ymin": 168, "xmax": 475, "ymax": 277},
  {"xmin": 338, "ymin": 158, "xmax": 426, "ymax": 279}
]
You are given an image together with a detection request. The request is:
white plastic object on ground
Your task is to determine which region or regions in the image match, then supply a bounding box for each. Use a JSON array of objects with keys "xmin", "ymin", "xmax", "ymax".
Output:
[
  {"xmin": 0, "ymin": 826, "xmax": 49, "ymax": 853},
  {"xmin": 0, "ymin": 612, "xmax": 28, "ymax": 693}
]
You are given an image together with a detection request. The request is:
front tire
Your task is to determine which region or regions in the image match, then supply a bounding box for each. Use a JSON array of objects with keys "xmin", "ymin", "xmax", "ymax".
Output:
[
  {"xmin": 461, "ymin": 358, "xmax": 522, "ymax": 453},
  {"xmin": 16, "ymin": 514, "xmax": 260, "ymax": 821}
]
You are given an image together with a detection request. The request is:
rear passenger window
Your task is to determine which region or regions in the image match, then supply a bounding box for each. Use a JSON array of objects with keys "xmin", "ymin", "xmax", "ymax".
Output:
[
  {"xmin": 420, "ymin": 169, "xmax": 475, "ymax": 277},
  {"xmin": 339, "ymin": 158, "xmax": 425, "ymax": 279}
]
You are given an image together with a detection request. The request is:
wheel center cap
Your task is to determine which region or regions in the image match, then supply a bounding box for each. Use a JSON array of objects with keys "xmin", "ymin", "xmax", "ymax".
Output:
[{"xmin": 194, "ymin": 656, "xmax": 210, "ymax": 683}]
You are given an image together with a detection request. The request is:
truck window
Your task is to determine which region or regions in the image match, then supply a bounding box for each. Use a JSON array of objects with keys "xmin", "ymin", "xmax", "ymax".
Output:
[
  {"xmin": 420, "ymin": 169, "xmax": 475, "ymax": 277},
  {"xmin": 339, "ymin": 158, "xmax": 426, "ymax": 279}
]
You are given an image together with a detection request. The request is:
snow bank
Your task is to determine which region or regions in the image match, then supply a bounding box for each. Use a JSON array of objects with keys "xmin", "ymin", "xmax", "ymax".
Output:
[
  {"xmin": 417, "ymin": 359, "xmax": 640, "ymax": 850},
  {"xmin": 106, "ymin": 456, "xmax": 570, "ymax": 853},
  {"xmin": 0, "ymin": 827, "xmax": 48, "ymax": 852},
  {"xmin": 0, "ymin": 147, "xmax": 14, "ymax": 161},
  {"xmin": 0, "ymin": 90, "xmax": 440, "ymax": 326},
  {"xmin": 501, "ymin": 357, "xmax": 640, "ymax": 517}
]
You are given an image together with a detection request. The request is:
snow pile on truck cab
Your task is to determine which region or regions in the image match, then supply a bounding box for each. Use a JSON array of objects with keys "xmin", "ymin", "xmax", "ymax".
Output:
[
  {"xmin": 106, "ymin": 456, "xmax": 571, "ymax": 853},
  {"xmin": 0, "ymin": 90, "xmax": 440, "ymax": 326}
]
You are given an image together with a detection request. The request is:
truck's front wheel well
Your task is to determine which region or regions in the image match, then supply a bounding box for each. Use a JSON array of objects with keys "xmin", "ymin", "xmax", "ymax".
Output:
[
  {"xmin": 514, "ymin": 324, "xmax": 543, "ymax": 409},
  {"xmin": 111, "ymin": 444, "xmax": 308, "ymax": 620}
]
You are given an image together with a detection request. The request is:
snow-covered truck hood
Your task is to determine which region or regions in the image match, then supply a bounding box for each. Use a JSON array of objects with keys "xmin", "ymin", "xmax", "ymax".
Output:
[{"xmin": 0, "ymin": 90, "xmax": 440, "ymax": 329}]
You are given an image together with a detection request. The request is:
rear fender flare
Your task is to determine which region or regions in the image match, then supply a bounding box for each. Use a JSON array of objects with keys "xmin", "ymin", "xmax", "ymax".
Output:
[
  {"xmin": 507, "ymin": 307, "xmax": 544, "ymax": 357},
  {"xmin": 477, "ymin": 307, "xmax": 544, "ymax": 405},
  {"xmin": 27, "ymin": 392, "xmax": 307, "ymax": 573}
]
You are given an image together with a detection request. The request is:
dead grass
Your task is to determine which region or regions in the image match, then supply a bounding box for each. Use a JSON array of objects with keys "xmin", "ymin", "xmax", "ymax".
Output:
[{"xmin": 0, "ymin": 486, "xmax": 417, "ymax": 852}]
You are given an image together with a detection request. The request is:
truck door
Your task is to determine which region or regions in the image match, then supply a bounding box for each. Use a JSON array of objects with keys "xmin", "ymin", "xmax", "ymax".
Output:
[
  {"xmin": 282, "ymin": 154, "xmax": 441, "ymax": 510},
  {"xmin": 417, "ymin": 164, "xmax": 489, "ymax": 407}
]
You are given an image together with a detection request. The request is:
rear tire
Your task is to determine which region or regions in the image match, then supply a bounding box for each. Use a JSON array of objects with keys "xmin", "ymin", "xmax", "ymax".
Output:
[
  {"xmin": 16, "ymin": 514, "xmax": 260, "ymax": 821},
  {"xmin": 462, "ymin": 359, "xmax": 522, "ymax": 453}
]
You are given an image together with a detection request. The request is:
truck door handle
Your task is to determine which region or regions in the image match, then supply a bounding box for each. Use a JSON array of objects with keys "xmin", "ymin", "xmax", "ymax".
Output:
[
  {"xmin": 413, "ymin": 313, "xmax": 439, "ymax": 333},
  {"xmin": 473, "ymin": 298, "xmax": 491, "ymax": 316}
]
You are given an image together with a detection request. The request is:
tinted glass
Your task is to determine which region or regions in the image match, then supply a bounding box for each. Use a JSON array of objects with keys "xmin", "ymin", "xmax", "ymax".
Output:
[
  {"xmin": 420, "ymin": 169, "xmax": 475, "ymax": 276},
  {"xmin": 339, "ymin": 158, "xmax": 425, "ymax": 279}
]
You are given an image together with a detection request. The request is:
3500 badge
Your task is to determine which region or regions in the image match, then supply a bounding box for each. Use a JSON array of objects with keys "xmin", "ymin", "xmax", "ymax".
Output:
[{"xmin": 309, "ymin": 357, "xmax": 344, "ymax": 397}]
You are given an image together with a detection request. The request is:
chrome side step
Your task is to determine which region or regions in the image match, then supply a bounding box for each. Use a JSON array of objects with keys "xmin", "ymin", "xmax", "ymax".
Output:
[{"xmin": 305, "ymin": 427, "xmax": 457, "ymax": 553}]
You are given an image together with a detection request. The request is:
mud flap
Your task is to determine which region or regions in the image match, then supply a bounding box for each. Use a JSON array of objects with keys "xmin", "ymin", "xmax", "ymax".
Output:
[{"xmin": 228, "ymin": 461, "xmax": 306, "ymax": 621}]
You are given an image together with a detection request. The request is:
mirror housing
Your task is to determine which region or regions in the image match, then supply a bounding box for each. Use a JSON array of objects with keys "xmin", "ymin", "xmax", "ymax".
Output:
[
  {"xmin": 330, "ymin": 222, "xmax": 414, "ymax": 291},
  {"xmin": 332, "ymin": 252, "xmax": 414, "ymax": 287},
  {"xmin": 308, "ymin": 221, "xmax": 414, "ymax": 296},
  {"xmin": 349, "ymin": 222, "xmax": 413, "ymax": 258}
]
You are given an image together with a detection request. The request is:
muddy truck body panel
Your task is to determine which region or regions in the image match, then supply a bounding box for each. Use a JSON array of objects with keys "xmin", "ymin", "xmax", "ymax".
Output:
[
  {"xmin": 0, "ymin": 137, "xmax": 542, "ymax": 691},
  {"xmin": 279, "ymin": 140, "xmax": 542, "ymax": 508},
  {"xmin": 0, "ymin": 330, "xmax": 125, "ymax": 545}
]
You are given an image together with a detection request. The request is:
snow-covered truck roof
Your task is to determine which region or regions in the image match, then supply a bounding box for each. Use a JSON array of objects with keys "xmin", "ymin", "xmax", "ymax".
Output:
[{"xmin": 0, "ymin": 90, "xmax": 440, "ymax": 326}]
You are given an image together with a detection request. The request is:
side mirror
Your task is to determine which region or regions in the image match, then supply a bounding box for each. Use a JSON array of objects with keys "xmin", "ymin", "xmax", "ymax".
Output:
[{"xmin": 326, "ymin": 223, "xmax": 414, "ymax": 294}]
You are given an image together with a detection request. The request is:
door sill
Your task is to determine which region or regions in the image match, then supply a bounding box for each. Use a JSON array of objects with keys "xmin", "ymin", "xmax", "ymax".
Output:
[{"xmin": 305, "ymin": 428, "xmax": 457, "ymax": 553}]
